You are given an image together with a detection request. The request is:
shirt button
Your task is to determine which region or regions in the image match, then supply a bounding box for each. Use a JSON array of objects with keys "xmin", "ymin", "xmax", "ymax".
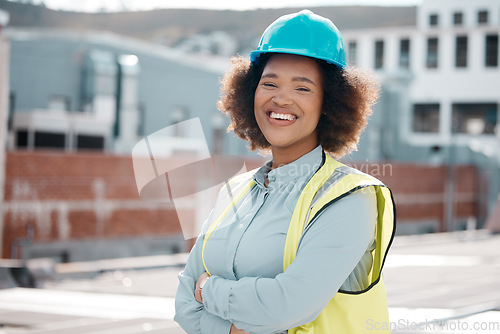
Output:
[{"xmin": 269, "ymin": 176, "xmax": 276, "ymax": 182}]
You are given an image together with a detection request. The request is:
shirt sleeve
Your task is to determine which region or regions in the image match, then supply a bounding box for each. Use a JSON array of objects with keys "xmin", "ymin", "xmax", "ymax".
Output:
[
  {"xmin": 174, "ymin": 226, "xmax": 233, "ymax": 334},
  {"xmin": 201, "ymin": 187, "xmax": 377, "ymax": 334}
]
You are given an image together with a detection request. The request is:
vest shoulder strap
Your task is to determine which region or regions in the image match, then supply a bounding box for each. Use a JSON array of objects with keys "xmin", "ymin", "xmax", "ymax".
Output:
[
  {"xmin": 201, "ymin": 168, "xmax": 257, "ymax": 275},
  {"xmin": 284, "ymin": 155, "xmax": 395, "ymax": 280}
]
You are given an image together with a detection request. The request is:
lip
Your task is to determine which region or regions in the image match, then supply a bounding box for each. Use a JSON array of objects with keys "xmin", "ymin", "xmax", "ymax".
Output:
[{"xmin": 265, "ymin": 108, "xmax": 299, "ymax": 127}]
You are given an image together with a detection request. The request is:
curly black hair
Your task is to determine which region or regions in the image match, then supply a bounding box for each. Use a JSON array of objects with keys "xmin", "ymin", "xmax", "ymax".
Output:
[{"xmin": 217, "ymin": 53, "xmax": 380, "ymax": 158}]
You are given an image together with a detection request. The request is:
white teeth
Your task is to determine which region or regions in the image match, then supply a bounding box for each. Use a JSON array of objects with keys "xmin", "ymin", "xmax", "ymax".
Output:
[{"xmin": 269, "ymin": 111, "xmax": 296, "ymax": 121}]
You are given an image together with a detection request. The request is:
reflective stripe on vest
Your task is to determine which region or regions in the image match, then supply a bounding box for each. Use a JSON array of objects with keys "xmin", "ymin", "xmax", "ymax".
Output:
[{"xmin": 202, "ymin": 154, "xmax": 396, "ymax": 333}]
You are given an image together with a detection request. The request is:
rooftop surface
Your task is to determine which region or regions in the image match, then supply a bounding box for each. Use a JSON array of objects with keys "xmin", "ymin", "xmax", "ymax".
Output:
[{"xmin": 0, "ymin": 230, "xmax": 499, "ymax": 333}]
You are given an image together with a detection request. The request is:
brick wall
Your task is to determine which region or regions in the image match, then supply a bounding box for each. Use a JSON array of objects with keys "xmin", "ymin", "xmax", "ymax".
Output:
[
  {"xmin": 374, "ymin": 163, "xmax": 479, "ymax": 232},
  {"xmin": 1, "ymin": 151, "xmax": 480, "ymax": 259},
  {"xmin": 1, "ymin": 150, "xmax": 265, "ymax": 259}
]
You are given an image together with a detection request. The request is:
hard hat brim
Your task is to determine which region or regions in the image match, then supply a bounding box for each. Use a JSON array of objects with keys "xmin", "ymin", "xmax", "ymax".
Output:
[{"xmin": 250, "ymin": 49, "xmax": 346, "ymax": 69}]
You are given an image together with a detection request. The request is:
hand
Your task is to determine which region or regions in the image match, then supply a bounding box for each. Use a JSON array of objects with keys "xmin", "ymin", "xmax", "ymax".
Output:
[
  {"xmin": 230, "ymin": 324, "xmax": 249, "ymax": 334},
  {"xmin": 194, "ymin": 272, "xmax": 210, "ymax": 303}
]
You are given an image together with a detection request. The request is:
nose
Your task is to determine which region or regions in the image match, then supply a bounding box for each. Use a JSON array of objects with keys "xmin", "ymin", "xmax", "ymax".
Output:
[{"xmin": 271, "ymin": 91, "xmax": 292, "ymax": 106}]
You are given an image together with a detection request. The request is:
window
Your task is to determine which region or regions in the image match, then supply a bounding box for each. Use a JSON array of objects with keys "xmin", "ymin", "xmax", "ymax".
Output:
[
  {"xmin": 76, "ymin": 135, "xmax": 105, "ymax": 150},
  {"xmin": 34, "ymin": 132, "xmax": 66, "ymax": 149},
  {"xmin": 399, "ymin": 39, "xmax": 410, "ymax": 69},
  {"xmin": 452, "ymin": 103, "xmax": 497, "ymax": 134},
  {"xmin": 455, "ymin": 36, "xmax": 468, "ymax": 68},
  {"xmin": 429, "ymin": 14, "xmax": 439, "ymax": 27},
  {"xmin": 413, "ymin": 104, "xmax": 440, "ymax": 133},
  {"xmin": 485, "ymin": 34, "xmax": 498, "ymax": 67},
  {"xmin": 426, "ymin": 38, "xmax": 439, "ymax": 68},
  {"xmin": 453, "ymin": 12, "xmax": 463, "ymax": 26},
  {"xmin": 348, "ymin": 41, "xmax": 357, "ymax": 66},
  {"xmin": 478, "ymin": 10, "xmax": 488, "ymax": 24},
  {"xmin": 375, "ymin": 40, "xmax": 384, "ymax": 69},
  {"xmin": 16, "ymin": 130, "xmax": 28, "ymax": 148}
]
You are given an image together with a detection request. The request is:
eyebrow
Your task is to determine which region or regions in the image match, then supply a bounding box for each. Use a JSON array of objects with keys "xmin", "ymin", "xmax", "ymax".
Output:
[
  {"xmin": 293, "ymin": 76, "xmax": 317, "ymax": 85},
  {"xmin": 261, "ymin": 73, "xmax": 317, "ymax": 86}
]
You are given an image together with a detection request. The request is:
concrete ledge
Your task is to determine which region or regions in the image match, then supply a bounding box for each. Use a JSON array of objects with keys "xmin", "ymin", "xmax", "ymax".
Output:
[
  {"xmin": 56, "ymin": 253, "xmax": 189, "ymax": 275},
  {"xmin": 0, "ymin": 287, "xmax": 175, "ymax": 320}
]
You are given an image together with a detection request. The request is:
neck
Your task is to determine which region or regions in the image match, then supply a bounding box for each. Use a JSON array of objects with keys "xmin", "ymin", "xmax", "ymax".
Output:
[{"xmin": 270, "ymin": 142, "xmax": 318, "ymax": 170}]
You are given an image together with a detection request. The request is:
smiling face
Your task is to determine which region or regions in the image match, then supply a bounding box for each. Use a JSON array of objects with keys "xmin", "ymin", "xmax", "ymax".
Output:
[{"xmin": 254, "ymin": 54, "xmax": 324, "ymax": 162}]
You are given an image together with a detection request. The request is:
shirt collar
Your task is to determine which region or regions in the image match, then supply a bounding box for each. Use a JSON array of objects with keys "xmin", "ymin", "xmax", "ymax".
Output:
[{"xmin": 253, "ymin": 145, "xmax": 324, "ymax": 188}]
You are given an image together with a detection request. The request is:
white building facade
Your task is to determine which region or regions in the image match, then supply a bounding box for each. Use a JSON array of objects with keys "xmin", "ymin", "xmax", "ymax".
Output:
[{"xmin": 342, "ymin": 0, "xmax": 500, "ymax": 163}]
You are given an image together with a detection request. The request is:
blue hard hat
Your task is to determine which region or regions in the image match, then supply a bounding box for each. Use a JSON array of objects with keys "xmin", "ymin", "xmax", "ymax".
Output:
[{"xmin": 250, "ymin": 10, "xmax": 346, "ymax": 69}]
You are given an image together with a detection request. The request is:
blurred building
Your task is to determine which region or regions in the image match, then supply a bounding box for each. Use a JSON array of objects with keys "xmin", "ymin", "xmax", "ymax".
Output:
[
  {"xmin": 342, "ymin": 0, "xmax": 500, "ymax": 228},
  {"xmin": 344, "ymin": 0, "xmax": 499, "ymax": 163},
  {"xmin": 0, "ymin": 9, "xmax": 10, "ymax": 264},
  {"xmin": 1, "ymin": 0, "xmax": 499, "ymax": 264},
  {"xmin": 5, "ymin": 28, "xmax": 250, "ymax": 156},
  {"xmin": 175, "ymin": 30, "xmax": 238, "ymax": 57},
  {"xmin": 1, "ymin": 21, "xmax": 255, "ymax": 262}
]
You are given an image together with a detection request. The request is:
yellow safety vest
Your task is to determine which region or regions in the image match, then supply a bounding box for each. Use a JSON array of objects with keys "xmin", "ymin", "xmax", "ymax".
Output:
[{"xmin": 202, "ymin": 154, "xmax": 396, "ymax": 334}]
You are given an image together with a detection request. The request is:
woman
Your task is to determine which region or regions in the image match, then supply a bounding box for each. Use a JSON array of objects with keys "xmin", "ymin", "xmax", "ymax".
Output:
[{"xmin": 175, "ymin": 10, "xmax": 395, "ymax": 334}]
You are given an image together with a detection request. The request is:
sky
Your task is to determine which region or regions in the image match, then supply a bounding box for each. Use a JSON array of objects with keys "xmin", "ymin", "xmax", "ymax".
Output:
[{"xmin": 25, "ymin": 0, "xmax": 422, "ymax": 12}]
